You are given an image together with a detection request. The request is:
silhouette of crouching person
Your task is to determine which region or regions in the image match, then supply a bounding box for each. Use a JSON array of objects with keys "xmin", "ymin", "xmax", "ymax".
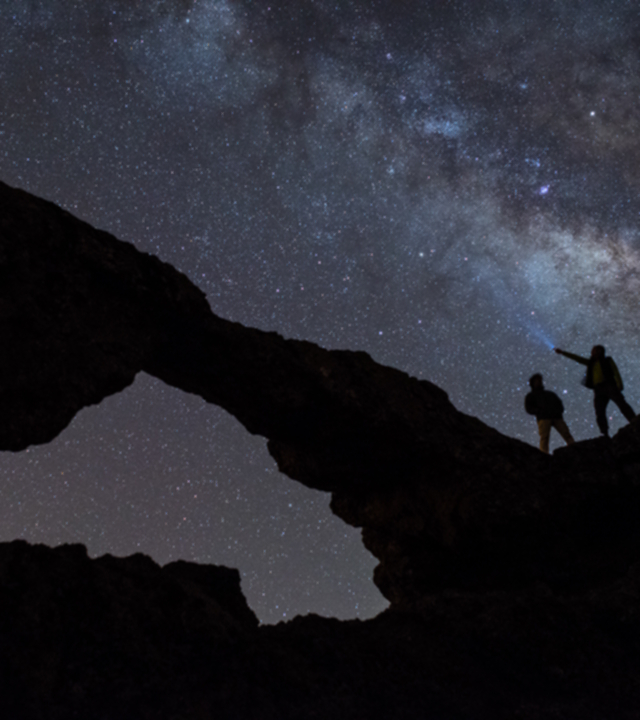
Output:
[
  {"xmin": 555, "ymin": 345, "xmax": 636, "ymax": 437},
  {"xmin": 525, "ymin": 374, "xmax": 575, "ymax": 454}
]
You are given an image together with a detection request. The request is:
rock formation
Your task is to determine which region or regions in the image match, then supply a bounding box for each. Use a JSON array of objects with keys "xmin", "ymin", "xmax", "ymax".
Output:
[{"xmin": 1, "ymin": 179, "xmax": 640, "ymax": 717}]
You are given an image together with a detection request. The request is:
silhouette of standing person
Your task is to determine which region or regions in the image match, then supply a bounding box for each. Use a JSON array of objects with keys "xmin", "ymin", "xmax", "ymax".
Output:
[
  {"xmin": 555, "ymin": 345, "xmax": 636, "ymax": 437},
  {"xmin": 525, "ymin": 373, "xmax": 575, "ymax": 453}
]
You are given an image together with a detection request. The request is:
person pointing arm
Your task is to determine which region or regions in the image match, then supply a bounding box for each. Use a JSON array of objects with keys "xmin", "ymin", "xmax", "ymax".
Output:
[
  {"xmin": 554, "ymin": 347, "xmax": 589, "ymax": 365},
  {"xmin": 554, "ymin": 345, "xmax": 635, "ymax": 437}
]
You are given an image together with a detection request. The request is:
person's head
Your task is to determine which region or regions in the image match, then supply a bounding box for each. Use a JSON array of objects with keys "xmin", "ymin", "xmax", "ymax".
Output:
[
  {"xmin": 591, "ymin": 345, "xmax": 606, "ymax": 359},
  {"xmin": 529, "ymin": 373, "xmax": 544, "ymax": 389}
]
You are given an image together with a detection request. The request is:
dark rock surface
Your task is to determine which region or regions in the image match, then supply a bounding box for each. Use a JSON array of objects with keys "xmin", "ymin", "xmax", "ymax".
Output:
[
  {"xmin": 1, "ymin": 179, "xmax": 640, "ymax": 716},
  {"xmin": 1, "ymin": 540, "xmax": 640, "ymax": 719}
]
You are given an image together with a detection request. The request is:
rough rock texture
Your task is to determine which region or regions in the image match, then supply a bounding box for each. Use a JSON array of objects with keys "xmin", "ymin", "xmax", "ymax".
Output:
[
  {"xmin": 1, "ymin": 540, "xmax": 640, "ymax": 719},
  {"xmin": 0, "ymin": 541, "xmax": 258, "ymax": 719},
  {"xmin": 2, "ymin": 180, "xmax": 640, "ymax": 717}
]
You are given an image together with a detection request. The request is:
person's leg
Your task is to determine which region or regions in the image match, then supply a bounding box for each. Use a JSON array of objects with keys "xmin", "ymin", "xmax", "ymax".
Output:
[
  {"xmin": 608, "ymin": 388, "xmax": 636, "ymax": 423},
  {"xmin": 552, "ymin": 418, "xmax": 575, "ymax": 446},
  {"xmin": 594, "ymin": 389, "xmax": 610, "ymax": 436},
  {"xmin": 537, "ymin": 419, "xmax": 552, "ymax": 453}
]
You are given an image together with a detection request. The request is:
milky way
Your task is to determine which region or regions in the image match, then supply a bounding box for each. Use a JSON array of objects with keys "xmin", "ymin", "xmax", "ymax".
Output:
[{"xmin": 1, "ymin": 0, "xmax": 640, "ymax": 622}]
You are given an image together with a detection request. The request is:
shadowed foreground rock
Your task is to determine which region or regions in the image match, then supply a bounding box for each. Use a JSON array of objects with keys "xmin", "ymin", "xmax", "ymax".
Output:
[
  {"xmin": 2, "ymin": 540, "xmax": 640, "ymax": 720},
  {"xmin": 1, "ymin": 180, "xmax": 640, "ymax": 717}
]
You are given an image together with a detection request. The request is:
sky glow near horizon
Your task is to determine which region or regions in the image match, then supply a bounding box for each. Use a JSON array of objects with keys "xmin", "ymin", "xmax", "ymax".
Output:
[{"xmin": 1, "ymin": 0, "xmax": 640, "ymax": 623}]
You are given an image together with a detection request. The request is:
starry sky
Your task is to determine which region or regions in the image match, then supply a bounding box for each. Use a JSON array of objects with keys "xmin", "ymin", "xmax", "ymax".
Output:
[{"xmin": 2, "ymin": 0, "xmax": 640, "ymax": 623}]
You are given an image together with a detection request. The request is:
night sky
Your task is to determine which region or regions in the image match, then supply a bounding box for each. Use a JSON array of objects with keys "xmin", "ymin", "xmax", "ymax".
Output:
[{"xmin": 2, "ymin": 1, "xmax": 640, "ymax": 623}]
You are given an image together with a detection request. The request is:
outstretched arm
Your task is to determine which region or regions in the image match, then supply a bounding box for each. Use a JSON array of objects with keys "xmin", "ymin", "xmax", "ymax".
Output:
[{"xmin": 554, "ymin": 348, "xmax": 589, "ymax": 366}]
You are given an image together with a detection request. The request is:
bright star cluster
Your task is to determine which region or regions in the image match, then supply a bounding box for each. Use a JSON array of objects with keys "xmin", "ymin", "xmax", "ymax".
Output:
[{"xmin": 1, "ymin": 0, "xmax": 639, "ymax": 623}]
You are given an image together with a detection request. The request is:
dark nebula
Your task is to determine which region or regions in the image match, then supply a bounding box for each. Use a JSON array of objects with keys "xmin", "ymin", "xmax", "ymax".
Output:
[{"xmin": 1, "ymin": 0, "xmax": 639, "ymax": 622}]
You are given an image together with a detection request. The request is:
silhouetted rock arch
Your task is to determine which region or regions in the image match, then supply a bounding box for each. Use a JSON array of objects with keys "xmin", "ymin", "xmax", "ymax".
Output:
[
  {"xmin": 1, "ymin": 180, "xmax": 640, "ymax": 613},
  {"xmin": 3, "ymin": 181, "xmax": 640, "ymax": 717}
]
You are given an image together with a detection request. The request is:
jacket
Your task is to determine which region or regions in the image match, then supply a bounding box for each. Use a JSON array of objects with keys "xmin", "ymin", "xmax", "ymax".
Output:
[
  {"xmin": 556, "ymin": 350, "xmax": 623, "ymax": 390},
  {"xmin": 525, "ymin": 388, "xmax": 565, "ymax": 420}
]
